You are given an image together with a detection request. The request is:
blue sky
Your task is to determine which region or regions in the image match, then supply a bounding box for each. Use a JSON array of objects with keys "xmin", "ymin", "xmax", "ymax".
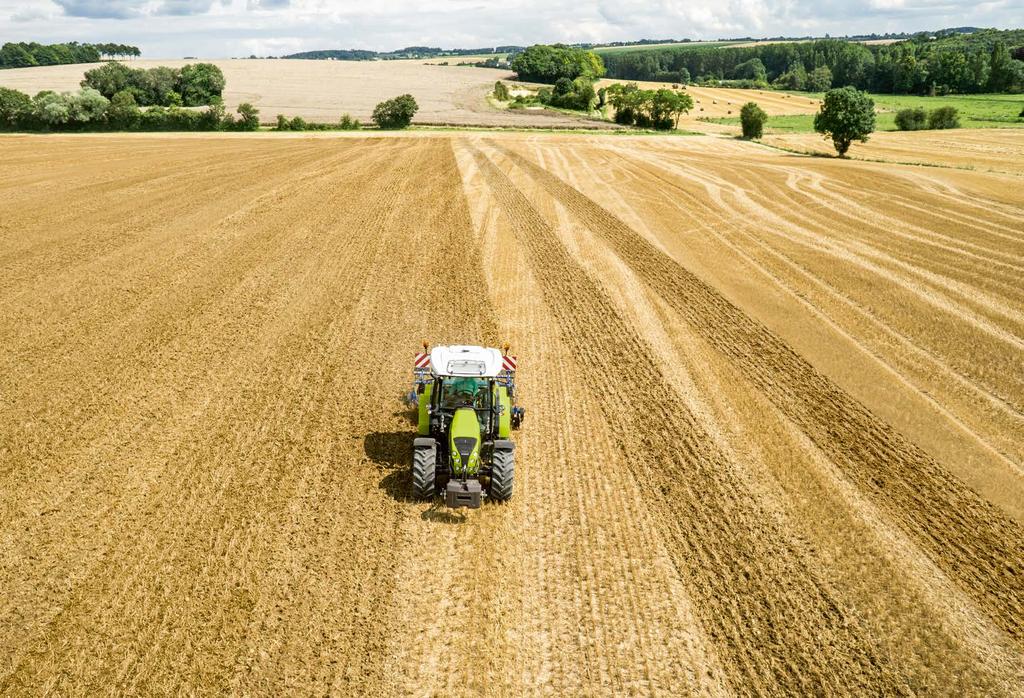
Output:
[{"xmin": 2, "ymin": 0, "xmax": 1022, "ymax": 57}]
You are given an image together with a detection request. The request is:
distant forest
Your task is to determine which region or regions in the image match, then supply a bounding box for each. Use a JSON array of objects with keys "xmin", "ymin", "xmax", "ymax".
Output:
[
  {"xmin": 601, "ymin": 29, "xmax": 1024, "ymax": 94},
  {"xmin": 1, "ymin": 42, "xmax": 139, "ymax": 69},
  {"xmin": 283, "ymin": 46, "xmax": 522, "ymax": 61}
]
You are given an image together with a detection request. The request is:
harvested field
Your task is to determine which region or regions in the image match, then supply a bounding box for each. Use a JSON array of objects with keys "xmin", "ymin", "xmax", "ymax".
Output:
[
  {"xmin": 764, "ymin": 128, "xmax": 1024, "ymax": 175},
  {"xmin": 0, "ymin": 59, "xmax": 612, "ymax": 128},
  {"xmin": 1, "ymin": 132, "xmax": 1022, "ymax": 695}
]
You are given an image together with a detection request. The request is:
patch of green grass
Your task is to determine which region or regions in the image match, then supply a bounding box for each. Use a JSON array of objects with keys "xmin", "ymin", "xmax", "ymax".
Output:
[{"xmin": 705, "ymin": 91, "xmax": 1024, "ymax": 132}]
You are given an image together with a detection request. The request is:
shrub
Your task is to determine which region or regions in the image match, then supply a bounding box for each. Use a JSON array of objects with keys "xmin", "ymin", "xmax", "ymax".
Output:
[
  {"xmin": 289, "ymin": 115, "xmax": 307, "ymax": 131},
  {"xmin": 553, "ymin": 77, "xmax": 574, "ymax": 97},
  {"xmin": 928, "ymin": 106, "xmax": 960, "ymax": 129},
  {"xmin": 372, "ymin": 94, "xmax": 418, "ymax": 129},
  {"xmin": 740, "ymin": 102, "xmax": 768, "ymax": 139},
  {"xmin": 107, "ymin": 90, "xmax": 140, "ymax": 129},
  {"xmin": 493, "ymin": 81, "xmax": 510, "ymax": 101},
  {"xmin": 0, "ymin": 87, "xmax": 31, "ymax": 129},
  {"xmin": 339, "ymin": 113, "xmax": 361, "ymax": 130},
  {"xmin": 66, "ymin": 87, "xmax": 109, "ymax": 124},
  {"xmin": 32, "ymin": 91, "xmax": 70, "ymax": 127},
  {"xmin": 544, "ymin": 76, "xmax": 597, "ymax": 111},
  {"xmin": 813, "ymin": 86, "xmax": 875, "ymax": 156},
  {"xmin": 275, "ymin": 114, "xmax": 290, "ymax": 130},
  {"xmin": 236, "ymin": 102, "xmax": 260, "ymax": 130},
  {"xmin": 894, "ymin": 107, "xmax": 927, "ymax": 131}
]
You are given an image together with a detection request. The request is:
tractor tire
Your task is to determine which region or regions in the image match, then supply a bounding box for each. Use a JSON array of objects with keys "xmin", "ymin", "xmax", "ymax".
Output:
[
  {"xmin": 412, "ymin": 438, "xmax": 437, "ymax": 500},
  {"xmin": 490, "ymin": 442, "xmax": 514, "ymax": 502}
]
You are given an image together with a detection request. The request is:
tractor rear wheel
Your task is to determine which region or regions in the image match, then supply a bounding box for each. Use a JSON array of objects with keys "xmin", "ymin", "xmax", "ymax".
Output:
[
  {"xmin": 490, "ymin": 444, "xmax": 514, "ymax": 502},
  {"xmin": 412, "ymin": 438, "xmax": 436, "ymax": 500}
]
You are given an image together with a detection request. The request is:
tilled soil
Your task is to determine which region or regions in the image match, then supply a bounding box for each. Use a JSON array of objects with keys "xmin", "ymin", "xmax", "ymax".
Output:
[{"xmin": 1, "ymin": 133, "xmax": 1022, "ymax": 696}]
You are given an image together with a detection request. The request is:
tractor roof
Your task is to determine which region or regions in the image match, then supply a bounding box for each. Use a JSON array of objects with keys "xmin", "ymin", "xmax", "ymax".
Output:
[{"xmin": 429, "ymin": 345, "xmax": 504, "ymax": 377}]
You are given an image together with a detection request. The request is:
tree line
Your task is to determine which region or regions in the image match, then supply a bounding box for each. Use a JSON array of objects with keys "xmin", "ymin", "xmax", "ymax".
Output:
[
  {"xmin": 601, "ymin": 30, "xmax": 1024, "ymax": 94},
  {"xmin": 82, "ymin": 62, "xmax": 225, "ymax": 107},
  {"xmin": 0, "ymin": 85, "xmax": 258, "ymax": 132},
  {"xmin": 1, "ymin": 41, "xmax": 140, "ymax": 69},
  {"xmin": 283, "ymin": 46, "xmax": 522, "ymax": 61},
  {"xmin": 604, "ymin": 83, "xmax": 693, "ymax": 129},
  {"xmin": 510, "ymin": 44, "xmax": 606, "ymax": 83}
]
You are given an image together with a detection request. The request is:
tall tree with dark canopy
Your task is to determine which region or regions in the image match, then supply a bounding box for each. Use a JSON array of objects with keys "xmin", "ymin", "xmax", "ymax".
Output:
[{"xmin": 813, "ymin": 87, "xmax": 875, "ymax": 157}]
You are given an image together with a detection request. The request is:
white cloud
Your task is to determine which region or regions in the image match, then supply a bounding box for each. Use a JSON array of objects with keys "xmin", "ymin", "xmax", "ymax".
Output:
[{"xmin": 1, "ymin": 0, "xmax": 1021, "ymax": 57}]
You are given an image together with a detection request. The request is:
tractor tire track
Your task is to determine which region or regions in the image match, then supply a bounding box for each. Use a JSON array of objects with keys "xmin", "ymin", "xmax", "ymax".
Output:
[
  {"xmin": 470, "ymin": 144, "xmax": 903, "ymax": 695},
  {"xmin": 496, "ymin": 144, "xmax": 1024, "ymax": 644}
]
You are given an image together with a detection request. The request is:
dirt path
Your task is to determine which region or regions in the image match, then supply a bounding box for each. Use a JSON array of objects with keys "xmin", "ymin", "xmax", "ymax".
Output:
[{"xmin": 1, "ymin": 133, "xmax": 1021, "ymax": 695}]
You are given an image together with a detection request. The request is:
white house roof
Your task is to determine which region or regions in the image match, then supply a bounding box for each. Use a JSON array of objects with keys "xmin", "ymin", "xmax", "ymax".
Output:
[{"xmin": 429, "ymin": 345, "xmax": 504, "ymax": 377}]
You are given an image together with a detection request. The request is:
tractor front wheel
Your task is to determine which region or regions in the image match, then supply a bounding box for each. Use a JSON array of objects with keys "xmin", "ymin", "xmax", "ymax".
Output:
[{"xmin": 412, "ymin": 438, "xmax": 437, "ymax": 500}]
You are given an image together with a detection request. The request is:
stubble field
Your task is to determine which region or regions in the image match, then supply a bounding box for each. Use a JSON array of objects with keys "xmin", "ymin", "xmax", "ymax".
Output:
[
  {"xmin": 0, "ymin": 58, "xmax": 604, "ymax": 128},
  {"xmin": 1, "ymin": 131, "xmax": 1022, "ymax": 695}
]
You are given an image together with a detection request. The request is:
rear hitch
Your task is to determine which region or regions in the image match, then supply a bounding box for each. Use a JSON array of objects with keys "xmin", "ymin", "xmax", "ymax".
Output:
[{"xmin": 445, "ymin": 479, "xmax": 482, "ymax": 509}]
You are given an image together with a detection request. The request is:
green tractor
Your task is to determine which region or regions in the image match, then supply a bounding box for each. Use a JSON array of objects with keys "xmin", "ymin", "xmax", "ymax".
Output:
[{"xmin": 407, "ymin": 344, "xmax": 524, "ymax": 508}]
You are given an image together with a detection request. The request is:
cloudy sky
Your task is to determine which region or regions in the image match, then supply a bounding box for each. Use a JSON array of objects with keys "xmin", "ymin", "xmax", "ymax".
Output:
[{"xmin": 1, "ymin": 0, "xmax": 1022, "ymax": 57}]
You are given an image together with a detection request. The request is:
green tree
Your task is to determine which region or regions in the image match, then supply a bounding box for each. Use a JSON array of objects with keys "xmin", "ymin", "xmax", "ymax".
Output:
[
  {"xmin": 649, "ymin": 89, "xmax": 693, "ymax": 129},
  {"xmin": 0, "ymin": 43, "xmax": 37, "ymax": 68},
  {"xmin": 773, "ymin": 61, "xmax": 807, "ymax": 90},
  {"xmin": 0, "ymin": 87, "xmax": 31, "ymax": 128},
  {"xmin": 179, "ymin": 63, "xmax": 226, "ymax": 106},
  {"xmin": 236, "ymin": 102, "xmax": 260, "ymax": 130},
  {"xmin": 813, "ymin": 86, "xmax": 875, "ymax": 156},
  {"xmin": 372, "ymin": 94, "xmax": 418, "ymax": 129},
  {"xmin": 894, "ymin": 107, "xmax": 927, "ymax": 130},
  {"xmin": 740, "ymin": 102, "xmax": 768, "ymax": 139},
  {"xmin": 275, "ymin": 114, "xmax": 291, "ymax": 130},
  {"xmin": 141, "ymin": 66, "xmax": 181, "ymax": 105},
  {"xmin": 511, "ymin": 44, "xmax": 605, "ymax": 83},
  {"xmin": 107, "ymin": 90, "xmax": 141, "ymax": 129},
  {"xmin": 81, "ymin": 61, "xmax": 133, "ymax": 98},
  {"xmin": 606, "ymin": 82, "xmax": 642, "ymax": 125},
  {"xmin": 988, "ymin": 41, "xmax": 1016, "ymax": 92},
  {"xmin": 493, "ymin": 81, "xmax": 510, "ymax": 101},
  {"xmin": 731, "ymin": 57, "xmax": 767, "ymax": 83},
  {"xmin": 806, "ymin": 65, "xmax": 833, "ymax": 92}
]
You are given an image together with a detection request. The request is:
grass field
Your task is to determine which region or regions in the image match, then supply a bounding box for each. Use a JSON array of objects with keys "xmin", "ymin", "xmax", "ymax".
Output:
[
  {"xmin": 1, "ymin": 130, "xmax": 1022, "ymax": 694},
  {"xmin": 704, "ymin": 92, "xmax": 1024, "ymax": 132}
]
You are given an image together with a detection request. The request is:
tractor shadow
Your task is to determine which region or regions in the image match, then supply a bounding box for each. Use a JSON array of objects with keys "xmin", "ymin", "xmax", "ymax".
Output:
[
  {"xmin": 366, "ymin": 430, "xmax": 466, "ymax": 524},
  {"xmin": 366, "ymin": 430, "xmax": 415, "ymax": 503}
]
